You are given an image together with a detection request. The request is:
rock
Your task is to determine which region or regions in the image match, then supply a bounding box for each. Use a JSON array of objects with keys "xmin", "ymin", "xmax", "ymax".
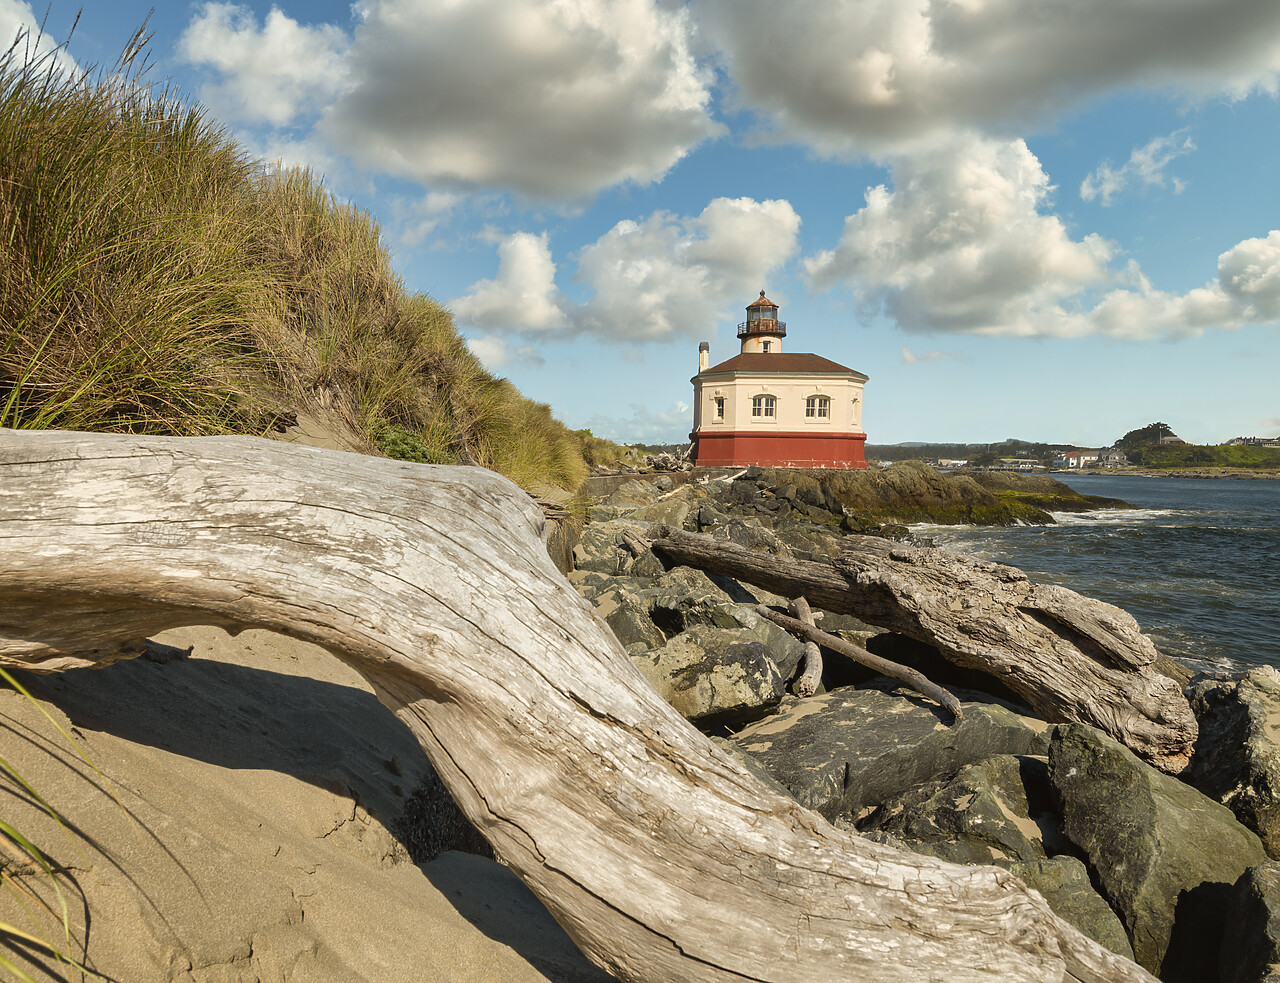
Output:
[
  {"xmin": 1186, "ymin": 667, "xmax": 1280, "ymax": 859},
  {"xmin": 605, "ymin": 593, "xmax": 668, "ymax": 650},
  {"xmin": 729, "ymin": 685, "xmax": 1039, "ymax": 822},
  {"xmin": 1221, "ymin": 861, "xmax": 1280, "ymax": 983},
  {"xmin": 604, "ymin": 479, "xmax": 660, "ymax": 506},
  {"xmin": 571, "ymin": 518, "xmax": 649, "ymax": 574},
  {"xmin": 1049, "ymin": 722, "xmax": 1267, "ymax": 982},
  {"xmin": 631, "ymin": 498, "xmax": 692, "ymax": 528},
  {"xmin": 0, "ymin": 626, "xmax": 611, "ymax": 983},
  {"xmin": 1008, "ymin": 857, "xmax": 1135, "ymax": 962},
  {"xmin": 631, "ymin": 625, "xmax": 787, "ymax": 727},
  {"xmin": 856, "ymin": 754, "xmax": 1054, "ymax": 866}
]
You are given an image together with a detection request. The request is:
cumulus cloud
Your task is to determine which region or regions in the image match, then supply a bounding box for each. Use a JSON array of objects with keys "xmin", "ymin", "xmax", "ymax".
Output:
[
  {"xmin": 806, "ymin": 135, "xmax": 1114, "ymax": 336},
  {"xmin": 178, "ymin": 3, "xmax": 350, "ymax": 127},
  {"xmin": 584, "ymin": 401, "xmax": 693, "ymax": 444},
  {"xmin": 696, "ymin": 0, "xmax": 1280, "ymax": 155},
  {"xmin": 1218, "ymin": 230, "xmax": 1280, "ymax": 318},
  {"xmin": 452, "ymin": 197, "xmax": 801, "ymax": 342},
  {"xmin": 451, "ymin": 232, "xmax": 568, "ymax": 334},
  {"xmin": 318, "ymin": 0, "xmax": 721, "ymax": 197},
  {"xmin": 1081, "ymin": 130, "xmax": 1196, "ymax": 205},
  {"xmin": 0, "ymin": 0, "xmax": 78, "ymax": 76},
  {"xmin": 465, "ymin": 334, "xmax": 547, "ymax": 371}
]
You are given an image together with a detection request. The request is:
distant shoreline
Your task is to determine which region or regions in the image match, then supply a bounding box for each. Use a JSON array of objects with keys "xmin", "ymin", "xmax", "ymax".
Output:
[{"xmin": 1060, "ymin": 468, "xmax": 1280, "ymax": 480}]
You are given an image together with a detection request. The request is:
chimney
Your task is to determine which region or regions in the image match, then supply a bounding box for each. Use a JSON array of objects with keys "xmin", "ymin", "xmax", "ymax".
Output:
[{"xmin": 698, "ymin": 341, "xmax": 709, "ymax": 371}]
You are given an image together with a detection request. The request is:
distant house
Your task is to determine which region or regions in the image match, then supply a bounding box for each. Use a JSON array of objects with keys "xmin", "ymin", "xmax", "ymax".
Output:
[
  {"xmin": 1052, "ymin": 450, "xmax": 1100, "ymax": 469},
  {"xmin": 689, "ymin": 292, "xmax": 869, "ymax": 468},
  {"xmin": 1096, "ymin": 447, "xmax": 1130, "ymax": 468},
  {"xmin": 1158, "ymin": 434, "xmax": 1187, "ymax": 445}
]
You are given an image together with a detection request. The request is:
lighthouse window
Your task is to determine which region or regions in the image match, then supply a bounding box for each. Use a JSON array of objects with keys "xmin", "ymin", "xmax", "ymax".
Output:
[
  {"xmin": 714, "ymin": 397, "xmax": 725, "ymax": 419},
  {"xmin": 805, "ymin": 396, "xmax": 830, "ymax": 419},
  {"xmin": 762, "ymin": 341, "xmax": 771, "ymax": 353},
  {"xmin": 751, "ymin": 395, "xmax": 776, "ymax": 418}
]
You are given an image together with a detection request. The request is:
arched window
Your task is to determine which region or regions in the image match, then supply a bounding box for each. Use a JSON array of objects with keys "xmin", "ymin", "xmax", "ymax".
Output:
[
  {"xmin": 805, "ymin": 395, "xmax": 830, "ymax": 419},
  {"xmin": 751, "ymin": 395, "xmax": 776, "ymax": 418}
]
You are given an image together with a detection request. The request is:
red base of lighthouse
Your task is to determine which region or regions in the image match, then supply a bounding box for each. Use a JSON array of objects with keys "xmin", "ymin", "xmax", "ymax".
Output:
[{"xmin": 690, "ymin": 431, "xmax": 867, "ymax": 469}]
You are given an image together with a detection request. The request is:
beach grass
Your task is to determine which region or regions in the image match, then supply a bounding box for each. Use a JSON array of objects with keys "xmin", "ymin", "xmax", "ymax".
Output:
[{"xmin": 0, "ymin": 25, "xmax": 590, "ymax": 491}]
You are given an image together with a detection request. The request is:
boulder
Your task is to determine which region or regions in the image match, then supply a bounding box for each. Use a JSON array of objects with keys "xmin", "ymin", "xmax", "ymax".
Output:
[
  {"xmin": 1186, "ymin": 667, "xmax": 1280, "ymax": 859},
  {"xmin": 630, "ymin": 625, "xmax": 787, "ymax": 727},
  {"xmin": 1220, "ymin": 861, "xmax": 1280, "ymax": 983},
  {"xmin": 1008, "ymin": 857, "xmax": 1135, "ymax": 962},
  {"xmin": 856, "ymin": 754, "xmax": 1053, "ymax": 866},
  {"xmin": 1049, "ymin": 722, "xmax": 1267, "ymax": 982},
  {"xmin": 604, "ymin": 479, "xmax": 660, "ymax": 506},
  {"xmin": 570, "ymin": 518, "xmax": 650, "ymax": 574},
  {"xmin": 631, "ymin": 497, "xmax": 692, "ymax": 529},
  {"xmin": 729, "ymin": 685, "xmax": 1040, "ymax": 822}
]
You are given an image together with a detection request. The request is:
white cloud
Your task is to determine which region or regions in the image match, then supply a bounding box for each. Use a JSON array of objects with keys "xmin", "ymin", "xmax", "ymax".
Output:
[
  {"xmin": 696, "ymin": 0, "xmax": 1280, "ymax": 155},
  {"xmin": 1081, "ymin": 130, "xmax": 1196, "ymax": 205},
  {"xmin": 901, "ymin": 347, "xmax": 959, "ymax": 365},
  {"xmin": 451, "ymin": 231, "xmax": 568, "ymax": 333},
  {"xmin": 1218, "ymin": 230, "xmax": 1280, "ymax": 318},
  {"xmin": 805, "ymin": 135, "xmax": 1114, "ymax": 336},
  {"xmin": 319, "ymin": 0, "xmax": 721, "ymax": 198},
  {"xmin": 464, "ymin": 333, "xmax": 549, "ymax": 371},
  {"xmin": 584, "ymin": 401, "xmax": 692, "ymax": 444},
  {"xmin": 0, "ymin": 0, "xmax": 78, "ymax": 76},
  {"xmin": 451, "ymin": 197, "xmax": 801, "ymax": 342},
  {"xmin": 178, "ymin": 3, "xmax": 350, "ymax": 127}
]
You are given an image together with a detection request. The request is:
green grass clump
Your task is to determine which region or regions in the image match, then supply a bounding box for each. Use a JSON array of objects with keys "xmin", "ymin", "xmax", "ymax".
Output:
[{"xmin": 1, "ymin": 28, "xmax": 590, "ymax": 491}]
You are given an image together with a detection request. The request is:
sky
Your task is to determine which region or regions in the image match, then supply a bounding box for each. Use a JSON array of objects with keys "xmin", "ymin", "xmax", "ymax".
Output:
[{"xmin": 6, "ymin": 0, "xmax": 1280, "ymax": 447}]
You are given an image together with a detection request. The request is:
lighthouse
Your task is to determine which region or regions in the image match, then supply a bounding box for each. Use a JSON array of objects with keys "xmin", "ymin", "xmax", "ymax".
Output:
[{"xmin": 689, "ymin": 292, "xmax": 868, "ymax": 468}]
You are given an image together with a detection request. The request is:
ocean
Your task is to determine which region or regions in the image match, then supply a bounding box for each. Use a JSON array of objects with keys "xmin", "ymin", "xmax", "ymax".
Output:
[{"xmin": 914, "ymin": 473, "xmax": 1280, "ymax": 674}]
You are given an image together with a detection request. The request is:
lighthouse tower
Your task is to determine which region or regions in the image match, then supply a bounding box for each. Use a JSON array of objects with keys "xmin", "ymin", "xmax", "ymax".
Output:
[{"xmin": 689, "ymin": 291, "xmax": 868, "ymax": 468}]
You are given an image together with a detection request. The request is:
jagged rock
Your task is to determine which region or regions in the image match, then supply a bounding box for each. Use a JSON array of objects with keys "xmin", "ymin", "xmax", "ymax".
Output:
[
  {"xmin": 605, "ymin": 479, "xmax": 661, "ymax": 506},
  {"xmin": 729, "ymin": 685, "xmax": 1040, "ymax": 822},
  {"xmin": 1049, "ymin": 722, "xmax": 1267, "ymax": 982},
  {"xmin": 1220, "ymin": 861, "xmax": 1280, "ymax": 983},
  {"xmin": 631, "ymin": 625, "xmax": 787, "ymax": 727},
  {"xmin": 631, "ymin": 498, "xmax": 692, "ymax": 528},
  {"xmin": 856, "ymin": 754, "xmax": 1055, "ymax": 866},
  {"xmin": 1186, "ymin": 667, "xmax": 1280, "ymax": 859},
  {"xmin": 1009, "ymin": 857, "xmax": 1135, "ymax": 962},
  {"xmin": 570, "ymin": 518, "xmax": 650, "ymax": 574},
  {"xmin": 605, "ymin": 593, "xmax": 669, "ymax": 650}
]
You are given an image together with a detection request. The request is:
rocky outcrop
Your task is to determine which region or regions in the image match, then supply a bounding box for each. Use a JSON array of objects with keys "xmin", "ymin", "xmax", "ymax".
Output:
[
  {"xmin": 1221, "ymin": 862, "xmax": 1280, "ymax": 983},
  {"xmin": 1186, "ymin": 667, "xmax": 1280, "ymax": 858},
  {"xmin": 1049, "ymin": 722, "xmax": 1266, "ymax": 982},
  {"xmin": 729, "ymin": 685, "xmax": 1043, "ymax": 822}
]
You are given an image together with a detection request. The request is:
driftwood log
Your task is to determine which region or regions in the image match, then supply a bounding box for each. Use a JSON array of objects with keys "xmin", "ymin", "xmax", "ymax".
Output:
[
  {"xmin": 0, "ymin": 431, "xmax": 1158, "ymax": 983},
  {"xmin": 650, "ymin": 525, "xmax": 1195, "ymax": 773},
  {"xmin": 758, "ymin": 603, "xmax": 963, "ymax": 719}
]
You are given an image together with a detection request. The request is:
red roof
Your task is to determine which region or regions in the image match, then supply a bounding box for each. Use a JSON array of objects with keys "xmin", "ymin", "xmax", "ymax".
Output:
[{"xmin": 701, "ymin": 352, "xmax": 866, "ymax": 378}]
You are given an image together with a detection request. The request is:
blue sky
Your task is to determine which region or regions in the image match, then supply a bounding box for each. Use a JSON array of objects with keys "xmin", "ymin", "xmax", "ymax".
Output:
[{"xmin": 7, "ymin": 0, "xmax": 1280, "ymax": 446}]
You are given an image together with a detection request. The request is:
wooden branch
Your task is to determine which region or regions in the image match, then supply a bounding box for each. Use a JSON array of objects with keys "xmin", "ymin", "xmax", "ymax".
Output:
[
  {"xmin": 761, "ymin": 604, "xmax": 962, "ymax": 719},
  {"xmin": 788, "ymin": 597, "xmax": 824, "ymax": 698},
  {"xmin": 650, "ymin": 525, "xmax": 1195, "ymax": 773},
  {"xmin": 0, "ymin": 432, "xmax": 1157, "ymax": 983}
]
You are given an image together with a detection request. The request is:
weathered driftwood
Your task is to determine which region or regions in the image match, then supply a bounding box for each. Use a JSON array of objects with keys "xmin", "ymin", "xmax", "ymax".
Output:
[
  {"xmin": 650, "ymin": 525, "xmax": 1195, "ymax": 773},
  {"xmin": 0, "ymin": 432, "xmax": 1157, "ymax": 983},
  {"xmin": 788, "ymin": 597, "xmax": 823, "ymax": 698},
  {"xmin": 759, "ymin": 603, "xmax": 963, "ymax": 719}
]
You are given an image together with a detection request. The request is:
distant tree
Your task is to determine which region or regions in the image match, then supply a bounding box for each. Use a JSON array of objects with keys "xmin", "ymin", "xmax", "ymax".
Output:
[
  {"xmin": 1117, "ymin": 422, "xmax": 1174, "ymax": 450},
  {"xmin": 972, "ymin": 448, "xmax": 999, "ymax": 466}
]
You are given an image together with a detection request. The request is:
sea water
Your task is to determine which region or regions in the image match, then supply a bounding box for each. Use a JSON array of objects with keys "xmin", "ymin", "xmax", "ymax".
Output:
[{"xmin": 915, "ymin": 474, "xmax": 1280, "ymax": 674}]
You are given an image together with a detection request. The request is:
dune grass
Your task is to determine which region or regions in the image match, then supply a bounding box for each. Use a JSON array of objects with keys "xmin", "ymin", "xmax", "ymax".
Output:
[{"xmin": 0, "ymin": 26, "xmax": 591, "ymax": 491}]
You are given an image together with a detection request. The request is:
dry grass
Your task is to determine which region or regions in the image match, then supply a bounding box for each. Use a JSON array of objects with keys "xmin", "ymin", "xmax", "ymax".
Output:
[{"xmin": 1, "ymin": 26, "xmax": 588, "ymax": 491}]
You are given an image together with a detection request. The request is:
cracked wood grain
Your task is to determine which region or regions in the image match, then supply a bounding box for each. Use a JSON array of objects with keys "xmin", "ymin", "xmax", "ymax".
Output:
[{"xmin": 0, "ymin": 431, "xmax": 1157, "ymax": 983}]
